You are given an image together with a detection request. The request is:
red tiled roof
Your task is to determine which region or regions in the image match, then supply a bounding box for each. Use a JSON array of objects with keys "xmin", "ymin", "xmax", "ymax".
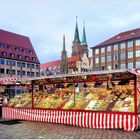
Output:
[
  {"xmin": 0, "ymin": 29, "xmax": 40, "ymax": 64},
  {"xmin": 69, "ymin": 63, "xmax": 77, "ymax": 69},
  {"xmin": 41, "ymin": 55, "xmax": 82, "ymax": 69},
  {"xmin": 0, "ymin": 29, "xmax": 32, "ymax": 48},
  {"xmin": 68, "ymin": 55, "xmax": 82, "ymax": 62},
  {"xmin": 41, "ymin": 60, "xmax": 61, "ymax": 68},
  {"xmin": 92, "ymin": 28, "xmax": 140, "ymax": 48}
]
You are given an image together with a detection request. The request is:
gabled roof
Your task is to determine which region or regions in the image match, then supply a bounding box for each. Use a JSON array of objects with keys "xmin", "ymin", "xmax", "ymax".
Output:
[
  {"xmin": 41, "ymin": 60, "xmax": 61, "ymax": 69},
  {"xmin": 0, "ymin": 29, "xmax": 33, "ymax": 49},
  {"xmin": 68, "ymin": 55, "xmax": 82, "ymax": 62},
  {"xmin": 41, "ymin": 55, "xmax": 82, "ymax": 69},
  {"xmin": 0, "ymin": 29, "xmax": 40, "ymax": 64},
  {"xmin": 92, "ymin": 28, "xmax": 140, "ymax": 48}
]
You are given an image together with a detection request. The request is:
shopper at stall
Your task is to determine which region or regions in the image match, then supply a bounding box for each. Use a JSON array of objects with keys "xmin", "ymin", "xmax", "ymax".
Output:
[{"xmin": 75, "ymin": 83, "xmax": 79, "ymax": 93}]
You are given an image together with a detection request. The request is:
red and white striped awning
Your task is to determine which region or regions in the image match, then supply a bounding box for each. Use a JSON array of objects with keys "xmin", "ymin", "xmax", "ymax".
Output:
[
  {"xmin": 128, "ymin": 69, "xmax": 140, "ymax": 76},
  {"xmin": 0, "ymin": 77, "xmax": 21, "ymax": 85},
  {"xmin": 2, "ymin": 107, "xmax": 139, "ymax": 131}
]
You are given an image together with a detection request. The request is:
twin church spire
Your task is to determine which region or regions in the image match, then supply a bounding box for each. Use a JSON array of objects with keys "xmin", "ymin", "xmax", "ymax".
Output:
[
  {"xmin": 72, "ymin": 17, "xmax": 88, "ymax": 57},
  {"xmin": 73, "ymin": 17, "xmax": 87, "ymax": 46},
  {"xmin": 74, "ymin": 16, "xmax": 80, "ymax": 43},
  {"xmin": 60, "ymin": 17, "xmax": 89, "ymax": 74},
  {"xmin": 81, "ymin": 20, "xmax": 87, "ymax": 45}
]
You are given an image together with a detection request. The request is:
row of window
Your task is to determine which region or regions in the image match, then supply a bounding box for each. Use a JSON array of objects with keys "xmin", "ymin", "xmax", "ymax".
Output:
[
  {"xmin": 0, "ymin": 44, "xmax": 33, "ymax": 54},
  {"xmin": 95, "ymin": 39, "xmax": 140, "ymax": 54},
  {"xmin": 46, "ymin": 65, "xmax": 60, "ymax": 71},
  {"xmin": 40, "ymin": 70, "xmax": 61, "ymax": 76},
  {"xmin": 46, "ymin": 63, "xmax": 81, "ymax": 71},
  {"xmin": 95, "ymin": 62, "xmax": 140, "ymax": 71},
  {"xmin": 116, "ymin": 63, "xmax": 134, "ymax": 69},
  {"xmin": 0, "ymin": 59, "xmax": 39, "ymax": 69},
  {"xmin": 95, "ymin": 50, "xmax": 140, "ymax": 63},
  {"xmin": 1, "ymin": 51, "xmax": 36, "ymax": 61},
  {"xmin": 0, "ymin": 69, "xmax": 39, "ymax": 77}
]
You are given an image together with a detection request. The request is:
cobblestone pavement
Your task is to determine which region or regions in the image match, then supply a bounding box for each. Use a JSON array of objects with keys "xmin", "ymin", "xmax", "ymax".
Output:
[{"xmin": 0, "ymin": 120, "xmax": 140, "ymax": 139}]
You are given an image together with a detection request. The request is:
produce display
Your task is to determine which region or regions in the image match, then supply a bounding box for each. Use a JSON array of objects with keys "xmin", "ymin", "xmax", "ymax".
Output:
[
  {"xmin": 33, "ymin": 81, "xmax": 135, "ymax": 112},
  {"xmin": 137, "ymin": 93, "xmax": 140, "ymax": 113},
  {"xmin": 6, "ymin": 80, "xmax": 136, "ymax": 112},
  {"xmin": 7, "ymin": 92, "xmax": 32, "ymax": 108},
  {"xmin": 34, "ymin": 86, "xmax": 74, "ymax": 109}
]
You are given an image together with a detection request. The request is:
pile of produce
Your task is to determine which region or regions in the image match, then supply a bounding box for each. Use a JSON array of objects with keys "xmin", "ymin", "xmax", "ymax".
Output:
[
  {"xmin": 34, "ymin": 87, "xmax": 73, "ymax": 109},
  {"xmin": 6, "ymin": 81, "xmax": 135, "ymax": 112},
  {"xmin": 8, "ymin": 93, "xmax": 32, "ymax": 108}
]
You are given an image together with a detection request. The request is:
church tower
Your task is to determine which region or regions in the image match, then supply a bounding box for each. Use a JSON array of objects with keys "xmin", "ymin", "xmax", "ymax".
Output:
[
  {"xmin": 71, "ymin": 17, "xmax": 81, "ymax": 56},
  {"xmin": 60, "ymin": 35, "xmax": 68, "ymax": 74},
  {"xmin": 80, "ymin": 21, "xmax": 89, "ymax": 57}
]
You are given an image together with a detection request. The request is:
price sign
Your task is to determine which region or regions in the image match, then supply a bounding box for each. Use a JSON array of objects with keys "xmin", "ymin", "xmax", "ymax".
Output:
[{"xmin": 112, "ymin": 73, "xmax": 134, "ymax": 80}]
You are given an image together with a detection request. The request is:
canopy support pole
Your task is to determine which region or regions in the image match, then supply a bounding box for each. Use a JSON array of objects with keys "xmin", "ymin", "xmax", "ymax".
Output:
[
  {"xmin": 73, "ymin": 81, "xmax": 76, "ymax": 107},
  {"xmin": 31, "ymin": 81, "xmax": 34, "ymax": 109},
  {"xmin": 134, "ymin": 76, "xmax": 138, "ymax": 130},
  {"xmin": 134, "ymin": 76, "xmax": 137, "ymax": 114}
]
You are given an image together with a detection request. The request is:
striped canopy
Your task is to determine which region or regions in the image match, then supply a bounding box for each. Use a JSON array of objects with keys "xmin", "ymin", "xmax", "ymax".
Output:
[{"xmin": 0, "ymin": 77, "xmax": 21, "ymax": 85}]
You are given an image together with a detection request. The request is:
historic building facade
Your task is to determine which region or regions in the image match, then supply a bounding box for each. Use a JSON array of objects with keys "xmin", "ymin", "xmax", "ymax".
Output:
[
  {"xmin": 91, "ymin": 28, "xmax": 140, "ymax": 71},
  {"xmin": 41, "ymin": 20, "xmax": 91, "ymax": 75},
  {"xmin": 41, "ymin": 54, "xmax": 92, "ymax": 76},
  {"xmin": 0, "ymin": 29, "xmax": 40, "ymax": 78}
]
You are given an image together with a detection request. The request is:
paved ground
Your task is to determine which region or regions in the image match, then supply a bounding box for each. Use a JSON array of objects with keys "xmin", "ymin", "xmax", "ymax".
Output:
[{"xmin": 0, "ymin": 119, "xmax": 140, "ymax": 139}]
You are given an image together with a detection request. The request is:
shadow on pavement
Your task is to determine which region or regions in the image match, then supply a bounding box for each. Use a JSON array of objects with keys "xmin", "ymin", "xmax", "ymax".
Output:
[{"xmin": 0, "ymin": 119, "xmax": 23, "ymax": 125}]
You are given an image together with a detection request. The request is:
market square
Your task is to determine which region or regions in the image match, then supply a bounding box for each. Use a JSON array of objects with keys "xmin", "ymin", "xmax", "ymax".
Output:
[
  {"xmin": 1, "ymin": 0, "xmax": 140, "ymax": 139},
  {"xmin": 0, "ymin": 120, "xmax": 140, "ymax": 139}
]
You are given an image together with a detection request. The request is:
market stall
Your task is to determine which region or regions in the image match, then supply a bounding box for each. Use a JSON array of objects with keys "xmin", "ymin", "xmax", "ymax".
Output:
[
  {"xmin": 0, "ymin": 77, "xmax": 23, "ymax": 117},
  {"xmin": 2, "ymin": 69, "xmax": 140, "ymax": 131}
]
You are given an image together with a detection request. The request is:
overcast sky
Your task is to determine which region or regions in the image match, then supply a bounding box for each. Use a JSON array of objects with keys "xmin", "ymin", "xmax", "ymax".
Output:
[{"xmin": 1, "ymin": 0, "xmax": 140, "ymax": 63}]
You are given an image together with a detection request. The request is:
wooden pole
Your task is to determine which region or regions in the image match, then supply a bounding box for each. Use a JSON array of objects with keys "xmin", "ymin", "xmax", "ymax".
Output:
[
  {"xmin": 134, "ymin": 76, "xmax": 137, "ymax": 114},
  {"xmin": 31, "ymin": 81, "xmax": 34, "ymax": 109},
  {"xmin": 73, "ymin": 81, "xmax": 76, "ymax": 107},
  {"xmin": 133, "ymin": 75, "xmax": 138, "ymax": 130}
]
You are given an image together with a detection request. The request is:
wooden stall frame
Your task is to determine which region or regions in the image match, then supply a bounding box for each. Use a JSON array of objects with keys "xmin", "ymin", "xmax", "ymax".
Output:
[{"xmin": 2, "ymin": 70, "xmax": 139, "ymax": 115}]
